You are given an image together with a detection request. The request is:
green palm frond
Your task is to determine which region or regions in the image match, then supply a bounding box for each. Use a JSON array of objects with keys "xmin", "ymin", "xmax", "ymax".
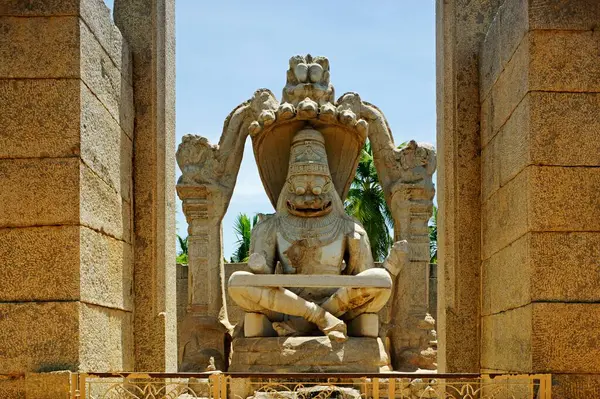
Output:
[
  {"xmin": 176, "ymin": 234, "xmax": 189, "ymax": 264},
  {"xmin": 177, "ymin": 234, "xmax": 188, "ymax": 255},
  {"xmin": 231, "ymin": 213, "xmax": 257, "ymax": 263},
  {"xmin": 345, "ymin": 141, "xmax": 394, "ymax": 262},
  {"xmin": 429, "ymin": 205, "xmax": 438, "ymax": 264}
]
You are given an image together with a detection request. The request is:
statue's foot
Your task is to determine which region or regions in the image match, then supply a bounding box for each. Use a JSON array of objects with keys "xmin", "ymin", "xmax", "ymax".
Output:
[
  {"xmin": 273, "ymin": 317, "xmax": 316, "ymax": 337},
  {"xmin": 319, "ymin": 313, "xmax": 348, "ymax": 343},
  {"xmin": 272, "ymin": 321, "xmax": 297, "ymax": 337}
]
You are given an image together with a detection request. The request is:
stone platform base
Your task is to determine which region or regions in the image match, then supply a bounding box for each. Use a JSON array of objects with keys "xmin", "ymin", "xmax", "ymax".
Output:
[{"xmin": 229, "ymin": 336, "xmax": 391, "ymax": 372}]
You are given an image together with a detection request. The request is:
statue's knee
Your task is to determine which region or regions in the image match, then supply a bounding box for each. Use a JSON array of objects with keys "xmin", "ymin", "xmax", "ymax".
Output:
[
  {"xmin": 228, "ymin": 270, "xmax": 254, "ymax": 285},
  {"xmin": 228, "ymin": 285, "xmax": 246, "ymax": 303},
  {"xmin": 377, "ymin": 286, "xmax": 392, "ymax": 303},
  {"xmin": 357, "ymin": 268, "xmax": 392, "ymax": 288}
]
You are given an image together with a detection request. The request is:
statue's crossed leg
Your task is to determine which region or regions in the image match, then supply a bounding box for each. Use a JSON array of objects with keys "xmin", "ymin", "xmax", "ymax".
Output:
[{"xmin": 228, "ymin": 269, "xmax": 391, "ymax": 342}]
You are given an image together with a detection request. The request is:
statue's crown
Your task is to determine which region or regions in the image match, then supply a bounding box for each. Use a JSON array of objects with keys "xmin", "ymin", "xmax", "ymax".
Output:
[{"xmin": 288, "ymin": 129, "xmax": 330, "ymax": 178}]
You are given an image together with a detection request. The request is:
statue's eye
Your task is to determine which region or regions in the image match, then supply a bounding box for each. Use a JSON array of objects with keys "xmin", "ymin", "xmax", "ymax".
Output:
[
  {"xmin": 295, "ymin": 186, "xmax": 306, "ymax": 195},
  {"xmin": 312, "ymin": 186, "xmax": 322, "ymax": 195}
]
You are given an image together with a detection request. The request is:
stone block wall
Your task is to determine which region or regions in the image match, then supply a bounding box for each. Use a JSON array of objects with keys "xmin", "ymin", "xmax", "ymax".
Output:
[
  {"xmin": 438, "ymin": 0, "xmax": 600, "ymax": 395},
  {"xmin": 478, "ymin": 0, "xmax": 600, "ymax": 394},
  {"xmin": 0, "ymin": 0, "xmax": 134, "ymax": 379},
  {"xmin": 176, "ymin": 263, "xmax": 189, "ymax": 335}
]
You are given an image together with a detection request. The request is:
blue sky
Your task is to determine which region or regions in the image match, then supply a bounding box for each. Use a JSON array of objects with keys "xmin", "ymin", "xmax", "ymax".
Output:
[{"xmin": 105, "ymin": 1, "xmax": 436, "ymax": 259}]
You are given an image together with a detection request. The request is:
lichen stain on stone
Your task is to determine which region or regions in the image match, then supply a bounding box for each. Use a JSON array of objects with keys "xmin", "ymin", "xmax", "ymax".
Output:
[
  {"xmin": 283, "ymin": 239, "xmax": 321, "ymax": 273},
  {"xmin": 35, "ymin": 362, "xmax": 78, "ymax": 373}
]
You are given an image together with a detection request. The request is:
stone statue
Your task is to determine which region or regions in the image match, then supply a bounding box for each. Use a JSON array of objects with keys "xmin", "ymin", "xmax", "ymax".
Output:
[
  {"xmin": 176, "ymin": 54, "xmax": 436, "ymax": 373},
  {"xmin": 228, "ymin": 128, "xmax": 403, "ymax": 342}
]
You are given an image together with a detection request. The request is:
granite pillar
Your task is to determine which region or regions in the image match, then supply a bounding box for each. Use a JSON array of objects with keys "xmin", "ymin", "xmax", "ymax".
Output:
[{"xmin": 114, "ymin": 0, "xmax": 177, "ymax": 372}]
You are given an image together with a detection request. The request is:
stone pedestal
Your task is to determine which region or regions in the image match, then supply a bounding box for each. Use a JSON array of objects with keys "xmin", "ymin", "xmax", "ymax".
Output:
[{"xmin": 229, "ymin": 337, "xmax": 391, "ymax": 373}]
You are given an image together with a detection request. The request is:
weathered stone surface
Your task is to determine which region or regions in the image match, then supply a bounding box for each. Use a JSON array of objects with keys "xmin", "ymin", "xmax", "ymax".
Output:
[
  {"xmin": 114, "ymin": 0, "xmax": 177, "ymax": 372},
  {"xmin": 480, "ymin": 0, "xmax": 529, "ymax": 99},
  {"xmin": 529, "ymin": 92, "xmax": 600, "ymax": 167},
  {"xmin": 529, "ymin": 166, "xmax": 600, "ymax": 232},
  {"xmin": 80, "ymin": 19, "xmax": 133, "ymax": 136},
  {"xmin": 482, "ymin": 235, "xmax": 530, "ymax": 316},
  {"xmin": 0, "ymin": 302, "xmax": 79, "ymax": 373},
  {"xmin": 530, "ymin": 30, "xmax": 600, "ymax": 93},
  {"xmin": 550, "ymin": 373, "xmax": 600, "ymax": 399},
  {"xmin": 483, "ymin": 91, "xmax": 600, "ymax": 201},
  {"xmin": 481, "ymin": 168, "xmax": 528, "ymax": 259},
  {"xmin": 80, "ymin": 162, "xmax": 128, "ymax": 242},
  {"xmin": 0, "ymin": 226, "xmax": 79, "ymax": 302},
  {"xmin": 229, "ymin": 273, "xmax": 392, "ymax": 288},
  {"xmin": 225, "ymin": 263, "xmax": 250, "ymax": 325},
  {"xmin": 347, "ymin": 313, "xmax": 379, "ymax": 338},
  {"xmin": 23, "ymin": 372, "xmax": 72, "ymax": 399},
  {"xmin": 80, "ymin": 82, "xmax": 133, "ymax": 201},
  {"xmin": 444, "ymin": 0, "xmax": 600, "ymax": 389},
  {"xmin": 176, "ymin": 263, "xmax": 189, "ymax": 336},
  {"xmin": 481, "ymin": 1, "xmax": 600, "ymax": 97},
  {"xmin": 532, "ymin": 303, "xmax": 600, "ymax": 373},
  {"xmin": 0, "ymin": 16, "xmax": 79, "ymax": 78},
  {"xmin": 498, "ymin": 0, "xmax": 529, "ymax": 73},
  {"xmin": 80, "ymin": 0, "xmax": 133, "ymax": 82},
  {"xmin": 230, "ymin": 337, "xmax": 390, "ymax": 372},
  {"xmin": 529, "ymin": 0, "xmax": 600, "ymax": 31},
  {"xmin": 483, "ymin": 231, "xmax": 600, "ymax": 317},
  {"xmin": 481, "ymin": 132, "xmax": 500, "ymax": 202},
  {"xmin": 484, "ymin": 30, "xmax": 600, "ymax": 147},
  {"xmin": 244, "ymin": 313, "xmax": 276, "ymax": 338},
  {"xmin": 79, "ymin": 302, "xmax": 133, "ymax": 371},
  {"xmin": 436, "ymin": 0, "xmax": 501, "ymax": 373},
  {"xmin": 479, "ymin": 10, "xmax": 502, "ymax": 101},
  {"xmin": 497, "ymin": 97, "xmax": 530, "ymax": 186},
  {"xmin": 483, "ymin": 301, "xmax": 600, "ymax": 376},
  {"xmin": 80, "ymin": 227, "xmax": 133, "ymax": 311},
  {"xmin": 0, "ymin": 372, "xmax": 73, "ymax": 399},
  {"xmin": 0, "ymin": 79, "xmax": 80, "ymax": 159},
  {"xmin": 486, "ymin": 34, "xmax": 529, "ymax": 145},
  {"xmin": 0, "ymin": 376, "xmax": 23, "ymax": 399},
  {"xmin": 530, "ymin": 232, "xmax": 600, "ymax": 302},
  {"xmin": 484, "ymin": 165, "xmax": 600, "ymax": 258},
  {"xmin": 481, "ymin": 305, "xmax": 532, "ymax": 372},
  {"xmin": 0, "ymin": 158, "xmax": 79, "ymax": 228},
  {"xmin": 0, "ymin": 1, "xmax": 79, "ymax": 16}
]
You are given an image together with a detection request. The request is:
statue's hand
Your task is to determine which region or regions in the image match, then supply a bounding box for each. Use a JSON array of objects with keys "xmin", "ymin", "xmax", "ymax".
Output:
[
  {"xmin": 248, "ymin": 253, "xmax": 271, "ymax": 274},
  {"xmin": 384, "ymin": 240, "xmax": 409, "ymax": 276}
]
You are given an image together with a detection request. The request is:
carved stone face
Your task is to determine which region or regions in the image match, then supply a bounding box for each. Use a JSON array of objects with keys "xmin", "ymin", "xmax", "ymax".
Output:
[
  {"xmin": 276, "ymin": 128, "xmax": 346, "ymax": 219},
  {"xmin": 285, "ymin": 173, "xmax": 334, "ymax": 217}
]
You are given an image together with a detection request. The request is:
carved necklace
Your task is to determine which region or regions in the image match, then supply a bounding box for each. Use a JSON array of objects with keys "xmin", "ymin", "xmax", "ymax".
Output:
[{"xmin": 277, "ymin": 212, "xmax": 346, "ymax": 246}]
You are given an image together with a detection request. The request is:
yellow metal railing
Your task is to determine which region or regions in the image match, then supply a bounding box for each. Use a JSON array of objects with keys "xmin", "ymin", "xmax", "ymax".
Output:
[{"xmin": 68, "ymin": 371, "xmax": 552, "ymax": 399}]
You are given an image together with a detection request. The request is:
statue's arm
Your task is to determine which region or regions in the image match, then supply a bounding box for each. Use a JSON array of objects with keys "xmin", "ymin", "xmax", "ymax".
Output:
[
  {"xmin": 344, "ymin": 221, "xmax": 376, "ymax": 275},
  {"xmin": 248, "ymin": 215, "xmax": 277, "ymax": 274}
]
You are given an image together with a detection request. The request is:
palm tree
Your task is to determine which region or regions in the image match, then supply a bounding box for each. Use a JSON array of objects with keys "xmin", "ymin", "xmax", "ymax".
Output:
[
  {"xmin": 176, "ymin": 234, "xmax": 188, "ymax": 264},
  {"xmin": 345, "ymin": 142, "xmax": 394, "ymax": 262},
  {"xmin": 230, "ymin": 213, "xmax": 258, "ymax": 263},
  {"xmin": 429, "ymin": 205, "xmax": 438, "ymax": 264}
]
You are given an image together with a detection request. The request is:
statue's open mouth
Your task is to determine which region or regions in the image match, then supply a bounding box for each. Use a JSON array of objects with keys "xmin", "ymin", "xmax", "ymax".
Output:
[{"xmin": 286, "ymin": 200, "xmax": 332, "ymax": 217}]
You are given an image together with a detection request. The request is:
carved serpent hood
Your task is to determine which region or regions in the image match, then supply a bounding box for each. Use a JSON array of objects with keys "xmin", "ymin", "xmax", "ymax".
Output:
[{"xmin": 249, "ymin": 55, "xmax": 368, "ymax": 208}]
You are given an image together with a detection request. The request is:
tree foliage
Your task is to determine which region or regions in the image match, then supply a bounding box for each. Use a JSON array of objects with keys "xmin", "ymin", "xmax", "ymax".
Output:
[
  {"xmin": 345, "ymin": 142, "xmax": 394, "ymax": 262},
  {"xmin": 176, "ymin": 234, "xmax": 188, "ymax": 264},
  {"xmin": 230, "ymin": 213, "xmax": 258, "ymax": 263},
  {"xmin": 429, "ymin": 205, "xmax": 438, "ymax": 264}
]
